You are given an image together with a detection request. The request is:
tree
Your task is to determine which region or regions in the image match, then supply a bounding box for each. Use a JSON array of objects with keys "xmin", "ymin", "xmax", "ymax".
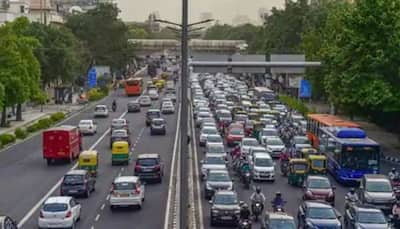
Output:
[
  {"xmin": 0, "ymin": 17, "xmax": 41, "ymax": 125},
  {"xmin": 127, "ymin": 24, "xmax": 149, "ymax": 39},
  {"xmin": 66, "ymin": 3, "xmax": 134, "ymax": 71}
]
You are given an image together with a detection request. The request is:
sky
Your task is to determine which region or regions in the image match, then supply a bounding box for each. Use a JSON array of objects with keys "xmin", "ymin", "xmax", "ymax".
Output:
[{"xmin": 116, "ymin": 0, "xmax": 285, "ymax": 25}]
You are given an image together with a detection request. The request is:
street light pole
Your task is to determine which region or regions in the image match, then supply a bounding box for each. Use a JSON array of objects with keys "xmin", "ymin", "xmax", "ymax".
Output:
[{"xmin": 180, "ymin": 0, "xmax": 189, "ymax": 228}]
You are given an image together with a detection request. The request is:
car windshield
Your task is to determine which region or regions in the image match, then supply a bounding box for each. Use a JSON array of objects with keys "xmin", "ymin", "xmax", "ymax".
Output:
[
  {"xmin": 214, "ymin": 194, "xmax": 238, "ymax": 205},
  {"xmin": 269, "ymin": 219, "xmax": 296, "ymax": 229},
  {"xmin": 95, "ymin": 106, "xmax": 106, "ymax": 111},
  {"xmin": 357, "ymin": 211, "xmax": 386, "ymax": 224},
  {"xmin": 219, "ymin": 112, "xmax": 231, "ymax": 118},
  {"xmin": 208, "ymin": 172, "xmax": 230, "ymax": 182},
  {"xmin": 243, "ymin": 139, "xmax": 258, "ymax": 146},
  {"xmin": 112, "ymin": 130, "xmax": 127, "ymax": 137},
  {"xmin": 267, "ymin": 139, "xmax": 283, "ymax": 145},
  {"xmin": 43, "ymin": 203, "xmax": 68, "ymax": 212},
  {"xmin": 112, "ymin": 120, "xmax": 125, "ymax": 126},
  {"xmin": 230, "ymin": 129, "xmax": 244, "ymax": 135},
  {"xmin": 137, "ymin": 158, "xmax": 157, "ymax": 166},
  {"xmin": 294, "ymin": 137, "xmax": 310, "ymax": 144},
  {"xmin": 141, "ymin": 96, "xmax": 150, "ymax": 100},
  {"xmin": 366, "ymin": 181, "xmax": 392, "ymax": 192},
  {"xmin": 255, "ymin": 158, "xmax": 273, "ymax": 167},
  {"xmin": 205, "ymin": 157, "xmax": 225, "ymax": 165},
  {"xmin": 114, "ymin": 182, "xmax": 135, "ymax": 190},
  {"xmin": 207, "ymin": 135, "xmax": 222, "ymax": 143},
  {"xmin": 202, "ymin": 128, "xmax": 218, "ymax": 135},
  {"xmin": 208, "ymin": 145, "xmax": 225, "ymax": 154},
  {"xmin": 63, "ymin": 175, "xmax": 84, "ymax": 184},
  {"xmin": 198, "ymin": 112, "xmax": 210, "ymax": 118},
  {"xmin": 308, "ymin": 178, "xmax": 331, "ymax": 189},
  {"xmin": 79, "ymin": 120, "xmax": 91, "ymax": 125},
  {"xmin": 153, "ymin": 120, "xmax": 164, "ymax": 125},
  {"xmin": 307, "ymin": 207, "xmax": 337, "ymax": 219}
]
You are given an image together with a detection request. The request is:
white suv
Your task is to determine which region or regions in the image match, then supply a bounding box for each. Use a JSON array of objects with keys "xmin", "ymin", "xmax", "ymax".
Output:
[
  {"xmin": 38, "ymin": 196, "xmax": 81, "ymax": 229},
  {"xmin": 109, "ymin": 176, "xmax": 145, "ymax": 210},
  {"xmin": 252, "ymin": 153, "xmax": 275, "ymax": 181}
]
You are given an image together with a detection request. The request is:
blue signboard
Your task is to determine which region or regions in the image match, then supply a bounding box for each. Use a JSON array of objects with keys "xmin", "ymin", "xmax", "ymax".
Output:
[
  {"xmin": 299, "ymin": 79, "xmax": 311, "ymax": 98},
  {"xmin": 88, "ymin": 68, "xmax": 97, "ymax": 89}
]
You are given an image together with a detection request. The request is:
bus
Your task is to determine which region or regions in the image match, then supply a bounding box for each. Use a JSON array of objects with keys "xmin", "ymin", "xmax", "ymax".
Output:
[
  {"xmin": 306, "ymin": 114, "xmax": 360, "ymax": 148},
  {"xmin": 319, "ymin": 127, "xmax": 380, "ymax": 184},
  {"xmin": 125, "ymin": 77, "xmax": 143, "ymax": 96},
  {"xmin": 254, "ymin": 87, "xmax": 276, "ymax": 101}
]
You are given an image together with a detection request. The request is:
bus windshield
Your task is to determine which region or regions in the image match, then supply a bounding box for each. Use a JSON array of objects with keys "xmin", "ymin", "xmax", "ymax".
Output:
[
  {"xmin": 126, "ymin": 80, "xmax": 140, "ymax": 86},
  {"xmin": 341, "ymin": 146, "xmax": 379, "ymax": 170}
]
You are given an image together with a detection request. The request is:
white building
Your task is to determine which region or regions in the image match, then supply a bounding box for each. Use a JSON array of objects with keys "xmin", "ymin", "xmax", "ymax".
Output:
[{"xmin": 0, "ymin": 0, "xmax": 30, "ymax": 25}]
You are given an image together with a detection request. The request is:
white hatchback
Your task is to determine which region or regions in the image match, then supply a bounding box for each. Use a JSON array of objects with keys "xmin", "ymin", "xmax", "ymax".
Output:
[
  {"xmin": 109, "ymin": 176, "xmax": 145, "ymax": 209},
  {"xmin": 38, "ymin": 196, "xmax": 81, "ymax": 229},
  {"xmin": 94, "ymin": 105, "xmax": 109, "ymax": 117},
  {"xmin": 78, "ymin": 119, "xmax": 97, "ymax": 135}
]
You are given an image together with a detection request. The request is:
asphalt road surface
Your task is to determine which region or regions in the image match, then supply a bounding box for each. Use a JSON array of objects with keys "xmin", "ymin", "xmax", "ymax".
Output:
[{"xmin": 0, "ymin": 84, "xmax": 179, "ymax": 229}]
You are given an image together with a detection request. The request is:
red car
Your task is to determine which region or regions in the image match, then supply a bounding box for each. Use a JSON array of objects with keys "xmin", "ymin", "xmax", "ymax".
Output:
[
  {"xmin": 303, "ymin": 175, "xmax": 336, "ymax": 205},
  {"xmin": 225, "ymin": 128, "xmax": 245, "ymax": 147}
]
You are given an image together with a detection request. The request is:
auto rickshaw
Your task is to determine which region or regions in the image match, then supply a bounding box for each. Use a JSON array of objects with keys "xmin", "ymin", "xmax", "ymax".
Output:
[
  {"xmin": 251, "ymin": 121, "xmax": 263, "ymax": 139},
  {"xmin": 161, "ymin": 72, "xmax": 169, "ymax": 80},
  {"xmin": 78, "ymin": 150, "xmax": 98, "ymax": 176},
  {"xmin": 155, "ymin": 79, "xmax": 165, "ymax": 89},
  {"xmin": 111, "ymin": 141, "xmax": 130, "ymax": 165},
  {"xmin": 299, "ymin": 147, "xmax": 319, "ymax": 159},
  {"xmin": 288, "ymin": 158, "xmax": 308, "ymax": 186},
  {"xmin": 248, "ymin": 112, "xmax": 260, "ymax": 121},
  {"xmin": 308, "ymin": 155, "xmax": 327, "ymax": 174}
]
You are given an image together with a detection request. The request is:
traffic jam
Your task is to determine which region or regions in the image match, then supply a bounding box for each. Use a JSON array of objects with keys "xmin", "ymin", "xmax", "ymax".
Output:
[{"xmin": 191, "ymin": 72, "xmax": 398, "ymax": 229}]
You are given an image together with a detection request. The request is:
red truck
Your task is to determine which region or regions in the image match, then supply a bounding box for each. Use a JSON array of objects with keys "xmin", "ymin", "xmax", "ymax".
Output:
[{"xmin": 43, "ymin": 125, "xmax": 82, "ymax": 165}]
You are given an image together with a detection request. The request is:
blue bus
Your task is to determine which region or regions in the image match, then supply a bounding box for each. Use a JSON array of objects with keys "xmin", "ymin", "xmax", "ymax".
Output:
[{"xmin": 319, "ymin": 127, "xmax": 380, "ymax": 184}]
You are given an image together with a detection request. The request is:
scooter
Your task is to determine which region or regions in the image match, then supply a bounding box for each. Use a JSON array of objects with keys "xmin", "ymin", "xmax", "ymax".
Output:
[
  {"xmin": 112, "ymin": 104, "xmax": 117, "ymax": 112},
  {"xmin": 280, "ymin": 160, "xmax": 289, "ymax": 176},
  {"xmin": 252, "ymin": 202, "xmax": 263, "ymax": 221},
  {"xmin": 237, "ymin": 219, "xmax": 252, "ymax": 229},
  {"xmin": 243, "ymin": 172, "xmax": 251, "ymax": 189}
]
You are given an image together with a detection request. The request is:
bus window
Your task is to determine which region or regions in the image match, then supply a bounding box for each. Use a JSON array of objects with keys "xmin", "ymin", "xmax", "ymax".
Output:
[{"xmin": 127, "ymin": 80, "xmax": 139, "ymax": 86}]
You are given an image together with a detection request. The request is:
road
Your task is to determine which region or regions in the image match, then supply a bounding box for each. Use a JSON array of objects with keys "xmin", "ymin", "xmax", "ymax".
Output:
[
  {"xmin": 189, "ymin": 95, "xmax": 399, "ymax": 229},
  {"xmin": 0, "ymin": 85, "xmax": 180, "ymax": 229}
]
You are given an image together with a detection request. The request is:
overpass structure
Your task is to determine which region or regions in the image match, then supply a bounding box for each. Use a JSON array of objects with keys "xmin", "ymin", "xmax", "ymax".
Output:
[{"xmin": 129, "ymin": 39, "xmax": 247, "ymax": 55}]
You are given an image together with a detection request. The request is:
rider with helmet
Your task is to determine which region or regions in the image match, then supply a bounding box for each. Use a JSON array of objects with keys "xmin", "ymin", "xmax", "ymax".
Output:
[
  {"xmin": 271, "ymin": 191, "xmax": 286, "ymax": 211},
  {"xmin": 392, "ymin": 201, "xmax": 400, "ymax": 227},
  {"xmin": 389, "ymin": 168, "xmax": 400, "ymax": 180},
  {"xmin": 112, "ymin": 99, "xmax": 117, "ymax": 112},
  {"xmin": 250, "ymin": 186, "xmax": 266, "ymax": 212},
  {"xmin": 239, "ymin": 203, "xmax": 251, "ymax": 221},
  {"xmin": 345, "ymin": 188, "xmax": 359, "ymax": 209}
]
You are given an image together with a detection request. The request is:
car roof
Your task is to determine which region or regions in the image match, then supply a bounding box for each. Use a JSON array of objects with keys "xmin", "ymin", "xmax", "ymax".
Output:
[
  {"xmin": 45, "ymin": 196, "xmax": 72, "ymax": 204},
  {"xmin": 354, "ymin": 204, "xmax": 383, "ymax": 213},
  {"xmin": 250, "ymin": 146, "xmax": 266, "ymax": 151},
  {"xmin": 66, "ymin": 169, "xmax": 87, "ymax": 175},
  {"xmin": 79, "ymin": 119, "xmax": 93, "ymax": 122},
  {"xmin": 208, "ymin": 169, "xmax": 229, "ymax": 175},
  {"xmin": 215, "ymin": 190, "xmax": 236, "ymax": 195},
  {"xmin": 114, "ymin": 176, "xmax": 139, "ymax": 183},
  {"xmin": 305, "ymin": 201, "xmax": 333, "ymax": 208},
  {"xmin": 268, "ymin": 212, "xmax": 295, "ymax": 220},
  {"xmin": 364, "ymin": 174, "xmax": 389, "ymax": 180},
  {"xmin": 152, "ymin": 118, "xmax": 165, "ymax": 122},
  {"xmin": 243, "ymin": 137, "xmax": 257, "ymax": 141},
  {"xmin": 96, "ymin": 105, "xmax": 107, "ymax": 107},
  {"xmin": 128, "ymin": 100, "xmax": 139, "ymax": 103},
  {"xmin": 254, "ymin": 153, "xmax": 272, "ymax": 159},
  {"xmin": 148, "ymin": 109, "xmax": 161, "ymax": 112},
  {"xmin": 137, "ymin": 153, "xmax": 160, "ymax": 159}
]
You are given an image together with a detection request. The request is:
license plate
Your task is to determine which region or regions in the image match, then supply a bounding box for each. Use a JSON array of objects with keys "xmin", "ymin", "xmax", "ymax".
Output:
[
  {"xmin": 69, "ymin": 190, "xmax": 78, "ymax": 193},
  {"xmin": 119, "ymin": 193, "xmax": 129, "ymax": 197},
  {"xmin": 221, "ymin": 216, "xmax": 232, "ymax": 220},
  {"xmin": 57, "ymin": 152, "xmax": 64, "ymax": 155},
  {"xmin": 143, "ymin": 168, "xmax": 153, "ymax": 172}
]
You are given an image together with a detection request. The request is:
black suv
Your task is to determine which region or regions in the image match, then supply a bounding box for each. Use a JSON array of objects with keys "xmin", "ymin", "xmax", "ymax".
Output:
[
  {"xmin": 209, "ymin": 190, "xmax": 240, "ymax": 226},
  {"xmin": 150, "ymin": 118, "xmax": 166, "ymax": 135},
  {"xmin": 134, "ymin": 154, "xmax": 164, "ymax": 183},
  {"xmin": 146, "ymin": 109, "xmax": 161, "ymax": 126},
  {"xmin": 60, "ymin": 170, "xmax": 96, "ymax": 198}
]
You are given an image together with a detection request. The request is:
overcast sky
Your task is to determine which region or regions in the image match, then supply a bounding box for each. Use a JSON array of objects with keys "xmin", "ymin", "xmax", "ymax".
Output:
[{"xmin": 116, "ymin": 0, "xmax": 285, "ymax": 24}]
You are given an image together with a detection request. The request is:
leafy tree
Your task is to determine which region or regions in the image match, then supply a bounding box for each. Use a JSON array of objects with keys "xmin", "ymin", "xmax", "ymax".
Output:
[
  {"xmin": 66, "ymin": 3, "xmax": 134, "ymax": 71},
  {"xmin": 0, "ymin": 17, "xmax": 41, "ymax": 125},
  {"xmin": 127, "ymin": 24, "xmax": 149, "ymax": 39}
]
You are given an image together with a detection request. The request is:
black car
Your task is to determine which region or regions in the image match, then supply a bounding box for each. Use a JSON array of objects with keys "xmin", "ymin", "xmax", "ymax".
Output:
[
  {"xmin": 0, "ymin": 215, "xmax": 18, "ymax": 229},
  {"xmin": 134, "ymin": 154, "xmax": 164, "ymax": 183},
  {"xmin": 150, "ymin": 118, "xmax": 166, "ymax": 135},
  {"xmin": 297, "ymin": 201, "xmax": 342, "ymax": 229},
  {"xmin": 146, "ymin": 109, "xmax": 161, "ymax": 126},
  {"xmin": 110, "ymin": 129, "xmax": 130, "ymax": 148},
  {"xmin": 60, "ymin": 170, "xmax": 96, "ymax": 198},
  {"xmin": 127, "ymin": 100, "xmax": 141, "ymax": 112},
  {"xmin": 344, "ymin": 204, "xmax": 389, "ymax": 229},
  {"xmin": 209, "ymin": 190, "xmax": 241, "ymax": 226}
]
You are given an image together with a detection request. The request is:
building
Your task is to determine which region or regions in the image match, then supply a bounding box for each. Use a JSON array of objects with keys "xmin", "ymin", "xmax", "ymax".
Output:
[
  {"xmin": 29, "ymin": 0, "xmax": 63, "ymax": 24},
  {"xmin": 146, "ymin": 12, "xmax": 160, "ymax": 33},
  {"xmin": 258, "ymin": 7, "xmax": 268, "ymax": 21},
  {"xmin": 232, "ymin": 14, "xmax": 251, "ymax": 26},
  {"xmin": 0, "ymin": 0, "xmax": 30, "ymax": 24}
]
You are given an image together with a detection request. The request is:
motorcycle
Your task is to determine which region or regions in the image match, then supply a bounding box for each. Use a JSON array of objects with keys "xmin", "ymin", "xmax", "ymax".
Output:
[
  {"xmin": 272, "ymin": 204, "xmax": 284, "ymax": 213},
  {"xmin": 344, "ymin": 195, "xmax": 358, "ymax": 210},
  {"xmin": 243, "ymin": 172, "xmax": 251, "ymax": 189},
  {"xmin": 392, "ymin": 214, "xmax": 400, "ymax": 229},
  {"xmin": 391, "ymin": 177, "xmax": 400, "ymax": 190},
  {"xmin": 237, "ymin": 219, "xmax": 252, "ymax": 229},
  {"xmin": 280, "ymin": 160, "xmax": 289, "ymax": 176},
  {"xmin": 252, "ymin": 202, "xmax": 263, "ymax": 221},
  {"xmin": 112, "ymin": 104, "xmax": 117, "ymax": 112}
]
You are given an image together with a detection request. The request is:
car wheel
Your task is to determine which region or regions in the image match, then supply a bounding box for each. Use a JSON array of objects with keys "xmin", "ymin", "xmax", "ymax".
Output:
[
  {"xmin": 137, "ymin": 204, "xmax": 142, "ymax": 210},
  {"xmin": 46, "ymin": 159, "xmax": 52, "ymax": 165},
  {"xmin": 210, "ymin": 220, "xmax": 215, "ymax": 226}
]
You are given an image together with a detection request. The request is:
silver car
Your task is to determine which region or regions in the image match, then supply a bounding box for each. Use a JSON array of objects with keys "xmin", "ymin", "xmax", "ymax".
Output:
[
  {"xmin": 359, "ymin": 174, "xmax": 395, "ymax": 212},
  {"xmin": 200, "ymin": 154, "xmax": 227, "ymax": 180},
  {"xmin": 94, "ymin": 105, "xmax": 108, "ymax": 117},
  {"xmin": 204, "ymin": 169, "xmax": 233, "ymax": 199},
  {"xmin": 109, "ymin": 176, "xmax": 145, "ymax": 209}
]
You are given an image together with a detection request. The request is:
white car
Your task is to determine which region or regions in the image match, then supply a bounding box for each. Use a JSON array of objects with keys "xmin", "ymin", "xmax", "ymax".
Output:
[
  {"xmin": 259, "ymin": 128, "xmax": 279, "ymax": 145},
  {"xmin": 205, "ymin": 142, "xmax": 225, "ymax": 155},
  {"xmin": 206, "ymin": 134, "xmax": 223, "ymax": 145},
  {"xmin": 252, "ymin": 153, "xmax": 275, "ymax": 181},
  {"xmin": 139, "ymin": 95, "xmax": 152, "ymax": 106},
  {"xmin": 109, "ymin": 176, "xmax": 145, "ymax": 209},
  {"xmin": 38, "ymin": 196, "xmax": 81, "ymax": 229},
  {"xmin": 148, "ymin": 90, "xmax": 159, "ymax": 100},
  {"xmin": 240, "ymin": 137, "xmax": 260, "ymax": 155},
  {"xmin": 199, "ymin": 126, "xmax": 219, "ymax": 146},
  {"xmin": 161, "ymin": 102, "xmax": 175, "ymax": 114},
  {"xmin": 265, "ymin": 137, "xmax": 285, "ymax": 158},
  {"xmin": 196, "ymin": 111, "xmax": 213, "ymax": 128},
  {"xmin": 78, "ymin": 119, "xmax": 97, "ymax": 135},
  {"xmin": 94, "ymin": 105, "xmax": 108, "ymax": 117},
  {"xmin": 200, "ymin": 153, "xmax": 227, "ymax": 179}
]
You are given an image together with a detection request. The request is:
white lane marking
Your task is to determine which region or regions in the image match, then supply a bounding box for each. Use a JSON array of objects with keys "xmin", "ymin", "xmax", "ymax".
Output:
[
  {"xmin": 100, "ymin": 203, "xmax": 105, "ymax": 210},
  {"xmin": 91, "ymin": 226, "xmax": 94, "ymax": 229},
  {"xmin": 163, "ymin": 102, "xmax": 181, "ymax": 229},
  {"xmin": 106, "ymin": 194, "xmax": 110, "ymax": 201},
  {"xmin": 17, "ymin": 111, "xmax": 128, "ymax": 228},
  {"xmin": 190, "ymin": 102, "xmax": 204, "ymax": 229},
  {"xmin": 95, "ymin": 214, "xmax": 100, "ymax": 222}
]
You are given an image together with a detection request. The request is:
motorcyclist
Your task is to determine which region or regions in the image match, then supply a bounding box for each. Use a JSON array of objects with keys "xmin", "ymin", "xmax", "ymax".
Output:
[
  {"xmin": 389, "ymin": 168, "xmax": 399, "ymax": 180},
  {"xmin": 239, "ymin": 203, "xmax": 251, "ymax": 221},
  {"xmin": 250, "ymin": 186, "xmax": 266, "ymax": 212},
  {"xmin": 231, "ymin": 145, "xmax": 241, "ymax": 160},
  {"xmin": 240, "ymin": 159, "xmax": 252, "ymax": 177},
  {"xmin": 271, "ymin": 191, "xmax": 286, "ymax": 211},
  {"xmin": 112, "ymin": 99, "xmax": 117, "ymax": 111},
  {"xmin": 345, "ymin": 188, "xmax": 358, "ymax": 208},
  {"xmin": 392, "ymin": 201, "xmax": 400, "ymax": 227},
  {"xmin": 280, "ymin": 150, "xmax": 290, "ymax": 162}
]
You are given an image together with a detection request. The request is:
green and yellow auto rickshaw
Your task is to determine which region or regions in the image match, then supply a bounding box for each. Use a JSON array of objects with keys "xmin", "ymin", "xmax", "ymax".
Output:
[
  {"xmin": 308, "ymin": 154, "xmax": 327, "ymax": 174},
  {"xmin": 78, "ymin": 150, "xmax": 98, "ymax": 176},
  {"xmin": 248, "ymin": 112, "xmax": 261, "ymax": 121},
  {"xmin": 288, "ymin": 158, "xmax": 308, "ymax": 187},
  {"xmin": 111, "ymin": 141, "xmax": 130, "ymax": 165},
  {"xmin": 299, "ymin": 147, "xmax": 319, "ymax": 159}
]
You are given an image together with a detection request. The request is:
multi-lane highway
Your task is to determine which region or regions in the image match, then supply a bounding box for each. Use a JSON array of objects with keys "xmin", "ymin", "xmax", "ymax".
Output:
[{"xmin": 0, "ymin": 82, "xmax": 180, "ymax": 228}]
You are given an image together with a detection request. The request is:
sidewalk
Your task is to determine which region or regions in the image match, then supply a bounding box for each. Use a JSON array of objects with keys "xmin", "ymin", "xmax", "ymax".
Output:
[
  {"xmin": 0, "ymin": 103, "xmax": 85, "ymax": 135},
  {"xmin": 307, "ymin": 102, "xmax": 400, "ymax": 159}
]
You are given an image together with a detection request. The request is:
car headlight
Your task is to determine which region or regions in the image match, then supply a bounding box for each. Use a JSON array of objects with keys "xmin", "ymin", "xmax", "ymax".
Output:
[
  {"xmin": 364, "ymin": 194, "xmax": 374, "ymax": 203},
  {"xmin": 234, "ymin": 209, "xmax": 240, "ymax": 215},
  {"xmin": 212, "ymin": 209, "xmax": 219, "ymax": 214},
  {"xmin": 206, "ymin": 183, "xmax": 213, "ymax": 190},
  {"xmin": 306, "ymin": 221, "xmax": 315, "ymax": 229},
  {"xmin": 267, "ymin": 147, "xmax": 273, "ymax": 152},
  {"xmin": 328, "ymin": 191, "xmax": 334, "ymax": 197}
]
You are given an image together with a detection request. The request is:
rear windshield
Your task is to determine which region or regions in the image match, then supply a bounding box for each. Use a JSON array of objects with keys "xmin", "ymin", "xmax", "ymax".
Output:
[
  {"xmin": 152, "ymin": 120, "xmax": 164, "ymax": 125},
  {"xmin": 137, "ymin": 158, "xmax": 158, "ymax": 166},
  {"xmin": 147, "ymin": 111, "xmax": 161, "ymax": 117},
  {"xmin": 63, "ymin": 175, "xmax": 84, "ymax": 184},
  {"xmin": 114, "ymin": 182, "xmax": 136, "ymax": 190},
  {"xmin": 126, "ymin": 80, "xmax": 140, "ymax": 86},
  {"xmin": 43, "ymin": 203, "xmax": 68, "ymax": 212},
  {"xmin": 95, "ymin": 106, "xmax": 106, "ymax": 111},
  {"xmin": 112, "ymin": 120, "xmax": 126, "ymax": 125},
  {"xmin": 112, "ymin": 130, "xmax": 127, "ymax": 137}
]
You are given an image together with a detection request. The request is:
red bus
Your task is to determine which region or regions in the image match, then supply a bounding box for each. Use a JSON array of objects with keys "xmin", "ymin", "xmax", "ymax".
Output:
[
  {"xmin": 125, "ymin": 77, "xmax": 143, "ymax": 96},
  {"xmin": 306, "ymin": 114, "xmax": 361, "ymax": 148}
]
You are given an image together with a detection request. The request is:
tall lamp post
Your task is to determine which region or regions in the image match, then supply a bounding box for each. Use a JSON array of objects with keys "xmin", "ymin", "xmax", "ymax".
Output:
[{"xmin": 155, "ymin": 11, "xmax": 213, "ymax": 229}]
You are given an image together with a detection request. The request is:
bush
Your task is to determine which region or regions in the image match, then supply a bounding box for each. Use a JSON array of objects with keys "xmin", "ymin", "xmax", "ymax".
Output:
[
  {"xmin": 37, "ymin": 118, "xmax": 53, "ymax": 129},
  {"xmin": 50, "ymin": 112, "xmax": 65, "ymax": 122},
  {"xmin": 0, "ymin": 133, "xmax": 16, "ymax": 146},
  {"xmin": 279, "ymin": 95, "xmax": 311, "ymax": 116},
  {"xmin": 87, "ymin": 88, "xmax": 106, "ymax": 101},
  {"xmin": 99, "ymin": 86, "xmax": 109, "ymax": 95},
  {"xmin": 27, "ymin": 123, "xmax": 39, "ymax": 133},
  {"xmin": 15, "ymin": 127, "xmax": 28, "ymax": 139}
]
